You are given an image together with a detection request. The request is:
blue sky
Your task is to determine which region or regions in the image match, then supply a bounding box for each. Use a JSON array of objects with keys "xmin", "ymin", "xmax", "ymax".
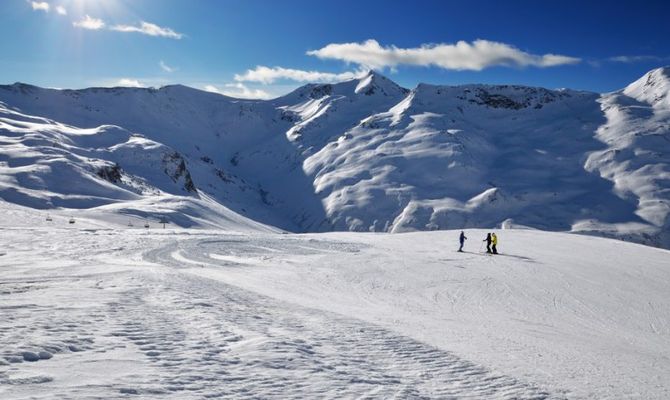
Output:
[{"xmin": 1, "ymin": 0, "xmax": 669, "ymax": 98}]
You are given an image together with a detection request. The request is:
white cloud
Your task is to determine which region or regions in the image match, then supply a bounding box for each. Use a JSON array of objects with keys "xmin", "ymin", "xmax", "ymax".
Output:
[
  {"xmin": 307, "ymin": 39, "xmax": 581, "ymax": 71},
  {"xmin": 203, "ymin": 85, "xmax": 222, "ymax": 93},
  {"xmin": 31, "ymin": 1, "xmax": 50, "ymax": 12},
  {"xmin": 71, "ymin": 17, "xmax": 183, "ymax": 39},
  {"xmin": 159, "ymin": 60, "xmax": 177, "ymax": 73},
  {"xmin": 587, "ymin": 60, "xmax": 602, "ymax": 68},
  {"xmin": 204, "ymin": 83, "xmax": 272, "ymax": 100},
  {"xmin": 111, "ymin": 21, "xmax": 183, "ymax": 39},
  {"xmin": 56, "ymin": 5, "xmax": 67, "ymax": 15},
  {"xmin": 116, "ymin": 78, "xmax": 146, "ymax": 88},
  {"xmin": 73, "ymin": 15, "xmax": 105, "ymax": 30},
  {"xmin": 607, "ymin": 55, "xmax": 664, "ymax": 63},
  {"xmin": 234, "ymin": 66, "xmax": 366, "ymax": 84}
]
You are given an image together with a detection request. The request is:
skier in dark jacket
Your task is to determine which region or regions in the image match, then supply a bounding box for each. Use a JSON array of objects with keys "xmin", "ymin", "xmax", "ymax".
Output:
[
  {"xmin": 458, "ymin": 231, "xmax": 467, "ymax": 252},
  {"xmin": 483, "ymin": 233, "xmax": 492, "ymax": 253}
]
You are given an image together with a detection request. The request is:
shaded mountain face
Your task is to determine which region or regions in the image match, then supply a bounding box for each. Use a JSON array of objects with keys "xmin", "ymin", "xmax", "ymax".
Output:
[{"xmin": 1, "ymin": 69, "xmax": 669, "ymax": 247}]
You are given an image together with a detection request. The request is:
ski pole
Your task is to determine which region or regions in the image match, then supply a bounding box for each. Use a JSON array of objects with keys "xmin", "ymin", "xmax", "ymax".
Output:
[{"xmin": 479, "ymin": 241, "xmax": 484, "ymax": 253}]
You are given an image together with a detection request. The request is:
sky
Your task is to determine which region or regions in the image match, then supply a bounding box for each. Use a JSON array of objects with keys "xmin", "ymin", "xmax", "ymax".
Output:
[{"xmin": 1, "ymin": 0, "xmax": 670, "ymax": 98}]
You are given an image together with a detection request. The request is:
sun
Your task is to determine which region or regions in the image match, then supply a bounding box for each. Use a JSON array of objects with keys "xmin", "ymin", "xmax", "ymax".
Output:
[{"xmin": 60, "ymin": 0, "xmax": 127, "ymax": 19}]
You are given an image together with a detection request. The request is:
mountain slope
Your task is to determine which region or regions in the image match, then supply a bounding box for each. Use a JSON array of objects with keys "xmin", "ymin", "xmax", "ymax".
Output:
[
  {"xmin": 304, "ymin": 83, "xmax": 624, "ymax": 232},
  {"xmin": 583, "ymin": 67, "xmax": 670, "ymax": 246},
  {"xmin": 1, "ymin": 69, "xmax": 669, "ymax": 247},
  {"xmin": 0, "ymin": 103, "xmax": 275, "ymax": 231},
  {"xmin": 0, "ymin": 83, "xmax": 326, "ymax": 231}
]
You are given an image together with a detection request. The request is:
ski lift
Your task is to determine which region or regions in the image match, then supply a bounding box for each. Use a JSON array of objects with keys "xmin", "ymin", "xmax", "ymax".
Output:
[
  {"xmin": 158, "ymin": 217, "xmax": 169, "ymax": 229},
  {"xmin": 68, "ymin": 217, "xmax": 75, "ymax": 224},
  {"xmin": 127, "ymin": 220, "xmax": 134, "ymax": 227},
  {"xmin": 144, "ymin": 221, "xmax": 150, "ymax": 228},
  {"xmin": 46, "ymin": 215, "xmax": 53, "ymax": 222}
]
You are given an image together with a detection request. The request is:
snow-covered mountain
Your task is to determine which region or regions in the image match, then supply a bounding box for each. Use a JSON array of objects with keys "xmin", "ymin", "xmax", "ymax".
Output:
[{"xmin": 1, "ymin": 68, "xmax": 669, "ymax": 247}]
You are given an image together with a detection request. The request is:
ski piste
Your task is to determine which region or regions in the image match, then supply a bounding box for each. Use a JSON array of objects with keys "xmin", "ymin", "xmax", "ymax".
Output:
[
  {"xmin": 457, "ymin": 250, "xmax": 533, "ymax": 261},
  {"xmin": 2, "ymin": 226, "xmax": 669, "ymax": 398}
]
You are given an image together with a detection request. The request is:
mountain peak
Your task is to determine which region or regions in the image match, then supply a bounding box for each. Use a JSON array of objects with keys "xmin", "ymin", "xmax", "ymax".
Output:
[
  {"xmin": 624, "ymin": 66, "xmax": 670, "ymax": 107},
  {"xmin": 635, "ymin": 66, "xmax": 670, "ymax": 87},
  {"xmin": 1, "ymin": 67, "xmax": 670, "ymax": 249},
  {"xmin": 354, "ymin": 70, "xmax": 408, "ymax": 97},
  {"xmin": 358, "ymin": 69, "xmax": 388, "ymax": 82},
  {"xmin": 277, "ymin": 70, "xmax": 407, "ymax": 102}
]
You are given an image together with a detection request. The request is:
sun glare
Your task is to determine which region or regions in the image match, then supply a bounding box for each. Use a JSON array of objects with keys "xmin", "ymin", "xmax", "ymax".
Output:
[{"xmin": 61, "ymin": 0, "xmax": 128, "ymax": 21}]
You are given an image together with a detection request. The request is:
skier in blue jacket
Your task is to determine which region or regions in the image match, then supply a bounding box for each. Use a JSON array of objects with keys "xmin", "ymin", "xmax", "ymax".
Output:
[{"xmin": 458, "ymin": 231, "xmax": 467, "ymax": 252}]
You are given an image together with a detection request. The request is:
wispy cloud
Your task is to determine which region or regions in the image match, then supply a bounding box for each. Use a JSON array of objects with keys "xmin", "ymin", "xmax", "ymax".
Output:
[
  {"xmin": 607, "ymin": 55, "xmax": 666, "ymax": 63},
  {"xmin": 71, "ymin": 16, "xmax": 183, "ymax": 39},
  {"xmin": 204, "ymin": 83, "xmax": 272, "ymax": 99},
  {"xmin": 234, "ymin": 66, "xmax": 366, "ymax": 84},
  {"xmin": 159, "ymin": 60, "xmax": 177, "ymax": 73},
  {"xmin": 111, "ymin": 21, "xmax": 183, "ymax": 39},
  {"xmin": 587, "ymin": 60, "xmax": 602, "ymax": 68},
  {"xmin": 30, "ymin": 1, "xmax": 49, "ymax": 12},
  {"xmin": 116, "ymin": 78, "xmax": 146, "ymax": 88},
  {"xmin": 73, "ymin": 15, "xmax": 105, "ymax": 30},
  {"xmin": 29, "ymin": 3, "xmax": 181, "ymax": 39},
  {"xmin": 307, "ymin": 39, "xmax": 581, "ymax": 71}
]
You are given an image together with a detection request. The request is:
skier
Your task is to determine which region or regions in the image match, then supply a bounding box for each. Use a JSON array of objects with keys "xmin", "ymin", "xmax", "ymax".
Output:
[
  {"xmin": 483, "ymin": 233, "xmax": 492, "ymax": 254},
  {"xmin": 491, "ymin": 232, "xmax": 498, "ymax": 254},
  {"xmin": 458, "ymin": 231, "xmax": 467, "ymax": 252}
]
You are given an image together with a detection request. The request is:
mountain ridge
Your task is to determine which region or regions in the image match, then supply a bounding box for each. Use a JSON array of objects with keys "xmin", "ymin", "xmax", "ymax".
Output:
[
  {"xmin": 1, "ymin": 68, "xmax": 669, "ymax": 248},
  {"xmin": 5, "ymin": 67, "xmax": 606, "ymax": 101}
]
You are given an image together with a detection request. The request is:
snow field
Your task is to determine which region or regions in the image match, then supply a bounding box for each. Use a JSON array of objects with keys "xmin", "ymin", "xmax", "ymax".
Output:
[
  {"xmin": 1, "ymin": 220, "xmax": 669, "ymax": 398},
  {"xmin": 1, "ymin": 228, "xmax": 555, "ymax": 399}
]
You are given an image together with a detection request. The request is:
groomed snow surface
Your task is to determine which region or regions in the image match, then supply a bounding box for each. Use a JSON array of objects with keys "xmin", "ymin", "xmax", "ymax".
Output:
[{"xmin": 1, "ymin": 205, "xmax": 669, "ymax": 399}]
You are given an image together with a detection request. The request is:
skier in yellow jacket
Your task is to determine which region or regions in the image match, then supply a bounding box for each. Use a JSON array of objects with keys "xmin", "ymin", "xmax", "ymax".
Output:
[{"xmin": 491, "ymin": 233, "xmax": 498, "ymax": 254}]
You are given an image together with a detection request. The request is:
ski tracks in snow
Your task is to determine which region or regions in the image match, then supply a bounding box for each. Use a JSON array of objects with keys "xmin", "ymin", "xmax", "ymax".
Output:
[
  {"xmin": 137, "ymin": 236, "xmax": 561, "ymax": 399},
  {"xmin": 3, "ymin": 228, "xmax": 670, "ymax": 398},
  {"xmin": 0, "ymin": 229, "xmax": 565, "ymax": 399}
]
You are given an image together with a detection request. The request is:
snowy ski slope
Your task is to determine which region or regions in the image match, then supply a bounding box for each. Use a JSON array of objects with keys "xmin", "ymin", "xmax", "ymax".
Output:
[{"xmin": 0, "ymin": 206, "xmax": 668, "ymax": 398}]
